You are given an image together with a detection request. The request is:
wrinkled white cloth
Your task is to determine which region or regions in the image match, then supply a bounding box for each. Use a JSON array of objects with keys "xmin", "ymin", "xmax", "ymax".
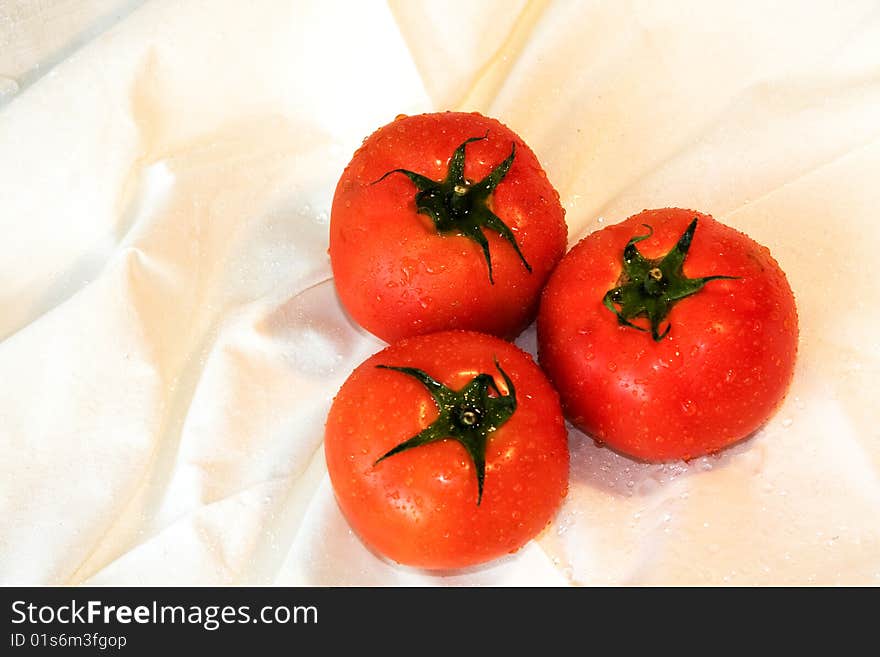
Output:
[{"xmin": 1, "ymin": 0, "xmax": 878, "ymax": 586}]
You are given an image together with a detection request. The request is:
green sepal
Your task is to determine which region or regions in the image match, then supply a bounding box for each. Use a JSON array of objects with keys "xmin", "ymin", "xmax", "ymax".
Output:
[
  {"xmin": 373, "ymin": 134, "xmax": 531, "ymax": 284},
  {"xmin": 603, "ymin": 218, "xmax": 737, "ymax": 341},
  {"xmin": 374, "ymin": 360, "xmax": 516, "ymax": 504}
]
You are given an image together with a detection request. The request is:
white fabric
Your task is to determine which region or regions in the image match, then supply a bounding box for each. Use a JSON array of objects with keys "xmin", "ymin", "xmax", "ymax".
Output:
[{"xmin": 1, "ymin": 0, "xmax": 878, "ymax": 586}]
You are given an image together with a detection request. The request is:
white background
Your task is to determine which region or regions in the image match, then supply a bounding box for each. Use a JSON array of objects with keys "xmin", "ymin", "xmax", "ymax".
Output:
[{"xmin": 1, "ymin": 0, "xmax": 878, "ymax": 585}]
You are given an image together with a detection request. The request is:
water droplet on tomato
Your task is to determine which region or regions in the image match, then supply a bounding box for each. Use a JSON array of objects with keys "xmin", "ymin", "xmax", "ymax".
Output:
[{"xmin": 681, "ymin": 399, "xmax": 697, "ymax": 416}]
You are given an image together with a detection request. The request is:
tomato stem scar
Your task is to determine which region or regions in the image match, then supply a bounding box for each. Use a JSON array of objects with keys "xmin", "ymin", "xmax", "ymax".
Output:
[
  {"xmin": 602, "ymin": 218, "xmax": 738, "ymax": 341},
  {"xmin": 372, "ymin": 133, "xmax": 531, "ymax": 284},
  {"xmin": 373, "ymin": 359, "xmax": 517, "ymax": 504}
]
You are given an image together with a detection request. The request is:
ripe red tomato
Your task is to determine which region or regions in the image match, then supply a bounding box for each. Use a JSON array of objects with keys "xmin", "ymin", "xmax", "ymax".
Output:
[
  {"xmin": 324, "ymin": 330, "xmax": 569, "ymax": 569},
  {"xmin": 329, "ymin": 112, "xmax": 567, "ymax": 343},
  {"xmin": 537, "ymin": 208, "xmax": 798, "ymax": 462}
]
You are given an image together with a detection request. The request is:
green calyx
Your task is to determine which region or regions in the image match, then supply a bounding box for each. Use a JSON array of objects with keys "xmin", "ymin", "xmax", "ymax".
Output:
[
  {"xmin": 603, "ymin": 217, "xmax": 737, "ymax": 341},
  {"xmin": 374, "ymin": 360, "xmax": 517, "ymax": 504},
  {"xmin": 373, "ymin": 134, "xmax": 531, "ymax": 284}
]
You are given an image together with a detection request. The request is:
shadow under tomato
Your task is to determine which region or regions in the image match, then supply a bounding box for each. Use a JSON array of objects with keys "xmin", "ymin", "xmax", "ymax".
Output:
[{"xmin": 565, "ymin": 421, "xmax": 765, "ymax": 498}]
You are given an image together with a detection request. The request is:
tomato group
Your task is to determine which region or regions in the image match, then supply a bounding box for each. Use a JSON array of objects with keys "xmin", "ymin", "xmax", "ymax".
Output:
[
  {"xmin": 326, "ymin": 110, "xmax": 801, "ymax": 571},
  {"xmin": 537, "ymin": 208, "xmax": 798, "ymax": 462},
  {"xmin": 329, "ymin": 111, "xmax": 567, "ymax": 343},
  {"xmin": 324, "ymin": 331, "xmax": 569, "ymax": 569}
]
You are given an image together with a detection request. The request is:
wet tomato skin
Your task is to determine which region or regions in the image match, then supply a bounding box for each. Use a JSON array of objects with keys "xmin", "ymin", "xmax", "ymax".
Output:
[
  {"xmin": 330, "ymin": 111, "xmax": 567, "ymax": 343},
  {"xmin": 324, "ymin": 330, "xmax": 569, "ymax": 569},
  {"xmin": 537, "ymin": 208, "xmax": 798, "ymax": 462}
]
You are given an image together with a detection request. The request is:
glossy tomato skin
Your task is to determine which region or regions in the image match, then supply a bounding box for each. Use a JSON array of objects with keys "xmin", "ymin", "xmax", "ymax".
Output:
[
  {"xmin": 537, "ymin": 208, "xmax": 798, "ymax": 462},
  {"xmin": 330, "ymin": 112, "xmax": 567, "ymax": 343},
  {"xmin": 324, "ymin": 331, "xmax": 569, "ymax": 569}
]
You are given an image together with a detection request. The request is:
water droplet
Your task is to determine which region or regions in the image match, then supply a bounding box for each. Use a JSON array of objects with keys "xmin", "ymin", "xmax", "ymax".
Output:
[{"xmin": 0, "ymin": 78, "xmax": 18, "ymax": 100}]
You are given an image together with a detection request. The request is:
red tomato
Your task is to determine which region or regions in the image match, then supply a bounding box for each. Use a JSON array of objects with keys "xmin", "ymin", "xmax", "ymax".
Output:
[
  {"xmin": 537, "ymin": 208, "xmax": 798, "ymax": 462},
  {"xmin": 324, "ymin": 331, "xmax": 569, "ymax": 569},
  {"xmin": 329, "ymin": 112, "xmax": 567, "ymax": 343}
]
